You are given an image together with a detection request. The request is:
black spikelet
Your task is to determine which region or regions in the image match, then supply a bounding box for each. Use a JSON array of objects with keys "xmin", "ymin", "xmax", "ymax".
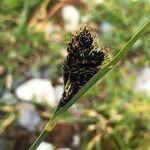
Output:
[{"xmin": 58, "ymin": 26, "xmax": 107, "ymax": 108}]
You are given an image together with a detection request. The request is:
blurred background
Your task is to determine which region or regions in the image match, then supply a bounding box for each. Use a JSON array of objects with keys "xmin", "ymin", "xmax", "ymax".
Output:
[{"xmin": 0, "ymin": 0, "xmax": 150, "ymax": 150}]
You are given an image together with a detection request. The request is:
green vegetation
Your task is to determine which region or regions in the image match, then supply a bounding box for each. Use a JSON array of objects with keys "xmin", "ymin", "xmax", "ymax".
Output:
[{"xmin": 0, "ymin": 0, "xmax": 150, "ymax": 150}]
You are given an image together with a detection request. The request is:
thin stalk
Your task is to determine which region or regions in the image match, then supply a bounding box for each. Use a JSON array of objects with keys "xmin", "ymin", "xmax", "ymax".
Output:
[
  {"xmin": 29, "ymin": 130, "xmax": 49, "ymax": 150},
  {"xmin": 29, "ymin": 19, "xmax": 150, "ymax": 150},
  {"xmin": 29, "ymin": 117, "xmax": 57, "ymax": 150}
]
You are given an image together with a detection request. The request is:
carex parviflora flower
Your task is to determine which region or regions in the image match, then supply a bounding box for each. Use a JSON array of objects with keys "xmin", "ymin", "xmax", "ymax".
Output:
[{"xmin": 57, "ymin": 26, "xmax": 108, "ymax": 109}]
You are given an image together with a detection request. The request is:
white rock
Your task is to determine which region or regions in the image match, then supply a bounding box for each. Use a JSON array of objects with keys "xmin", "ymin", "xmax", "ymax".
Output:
[
  {"xmin": 18, "ymin": 103, "xmax": 41, "ymax": 131},
  {"xmin": 62, "ymin": 5, "xmax": 80, "ymax": 31},
  {"xmin": 15, "ymin": 78, "xmax": 56, "ymax": 107},
  {"xmin": 54, "ymin": 85, "xmax": 64, "ymax": 103},
  {"xmin": 100, "ymin": 22, "xmax": 113, "ymax": 34},
  {"xmin": 135, "ymin": 68, "xmax": 150, "ymax": 98},
  {"xmin": 37, "ymin": 142, "xmax": 53, "ymax": 150},
  {"xmin": 72, "ymin": 135, "xmax": 80, "ymax": 147}
]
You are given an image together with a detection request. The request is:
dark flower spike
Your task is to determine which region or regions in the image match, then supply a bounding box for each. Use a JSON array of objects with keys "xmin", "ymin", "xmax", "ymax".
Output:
[{"xmin": 58, "ymin": 26, "xmax": 108, "ymax": 108}]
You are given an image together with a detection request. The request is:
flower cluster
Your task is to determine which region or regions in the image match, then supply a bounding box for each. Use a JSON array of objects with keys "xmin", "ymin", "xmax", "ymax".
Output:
[{"xmin": 58, "ymin": 27, "xmax": 107, "ymax": 108}]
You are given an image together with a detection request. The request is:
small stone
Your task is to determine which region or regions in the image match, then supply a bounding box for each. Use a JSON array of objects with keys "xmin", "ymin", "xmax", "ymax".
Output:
[
  {"xmin": 37, "ymin": 142, "xmax": 53, "ymax": 150},
  {"xmin": 135, "ymin": 68, "xmax": 150, "ymax": 98},
  {"xmin": 15, "ymin": 78, "xmax": 57, "ymax": 107},
  {"xmin": 62, "ymin": 5, "xmax": 80, "ymax": 31},
  {"xmin": 54, "ymin": 85, "xmax": 64, "ymax": 103},
  {"xmin": 72, "ymin": 135, "xmax": 80, "ymax": 147},
  {"xmin": 18, "ymin": 103, "xmax": 42, "ymax": 131},
  {"xmin": 100, "ymin": 22, "xmax": 113, "ymax": 34}
]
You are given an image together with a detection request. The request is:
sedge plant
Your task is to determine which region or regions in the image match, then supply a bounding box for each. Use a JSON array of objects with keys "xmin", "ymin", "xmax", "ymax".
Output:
[{"xmin": 29, "ymin": 19, "xmax": 150, "ymax": 150}]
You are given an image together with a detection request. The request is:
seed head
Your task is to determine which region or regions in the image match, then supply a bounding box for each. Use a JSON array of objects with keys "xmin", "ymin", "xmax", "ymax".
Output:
[{"xmin": 58, "ymin": 26, "xmax": 107, "ymax": 108}]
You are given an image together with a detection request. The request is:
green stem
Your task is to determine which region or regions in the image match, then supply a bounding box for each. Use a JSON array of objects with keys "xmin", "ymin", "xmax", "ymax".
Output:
[
  {"xmin": 29, "ymin": 118, "xmax": 57, "ymax": 150},
  {"xmin": 29, "ymin": 130, "xmax": 49, "ymax": 150},
  {"xmin": 29, "ymin": 19, "xmax": 150, "ymax": 150}
]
